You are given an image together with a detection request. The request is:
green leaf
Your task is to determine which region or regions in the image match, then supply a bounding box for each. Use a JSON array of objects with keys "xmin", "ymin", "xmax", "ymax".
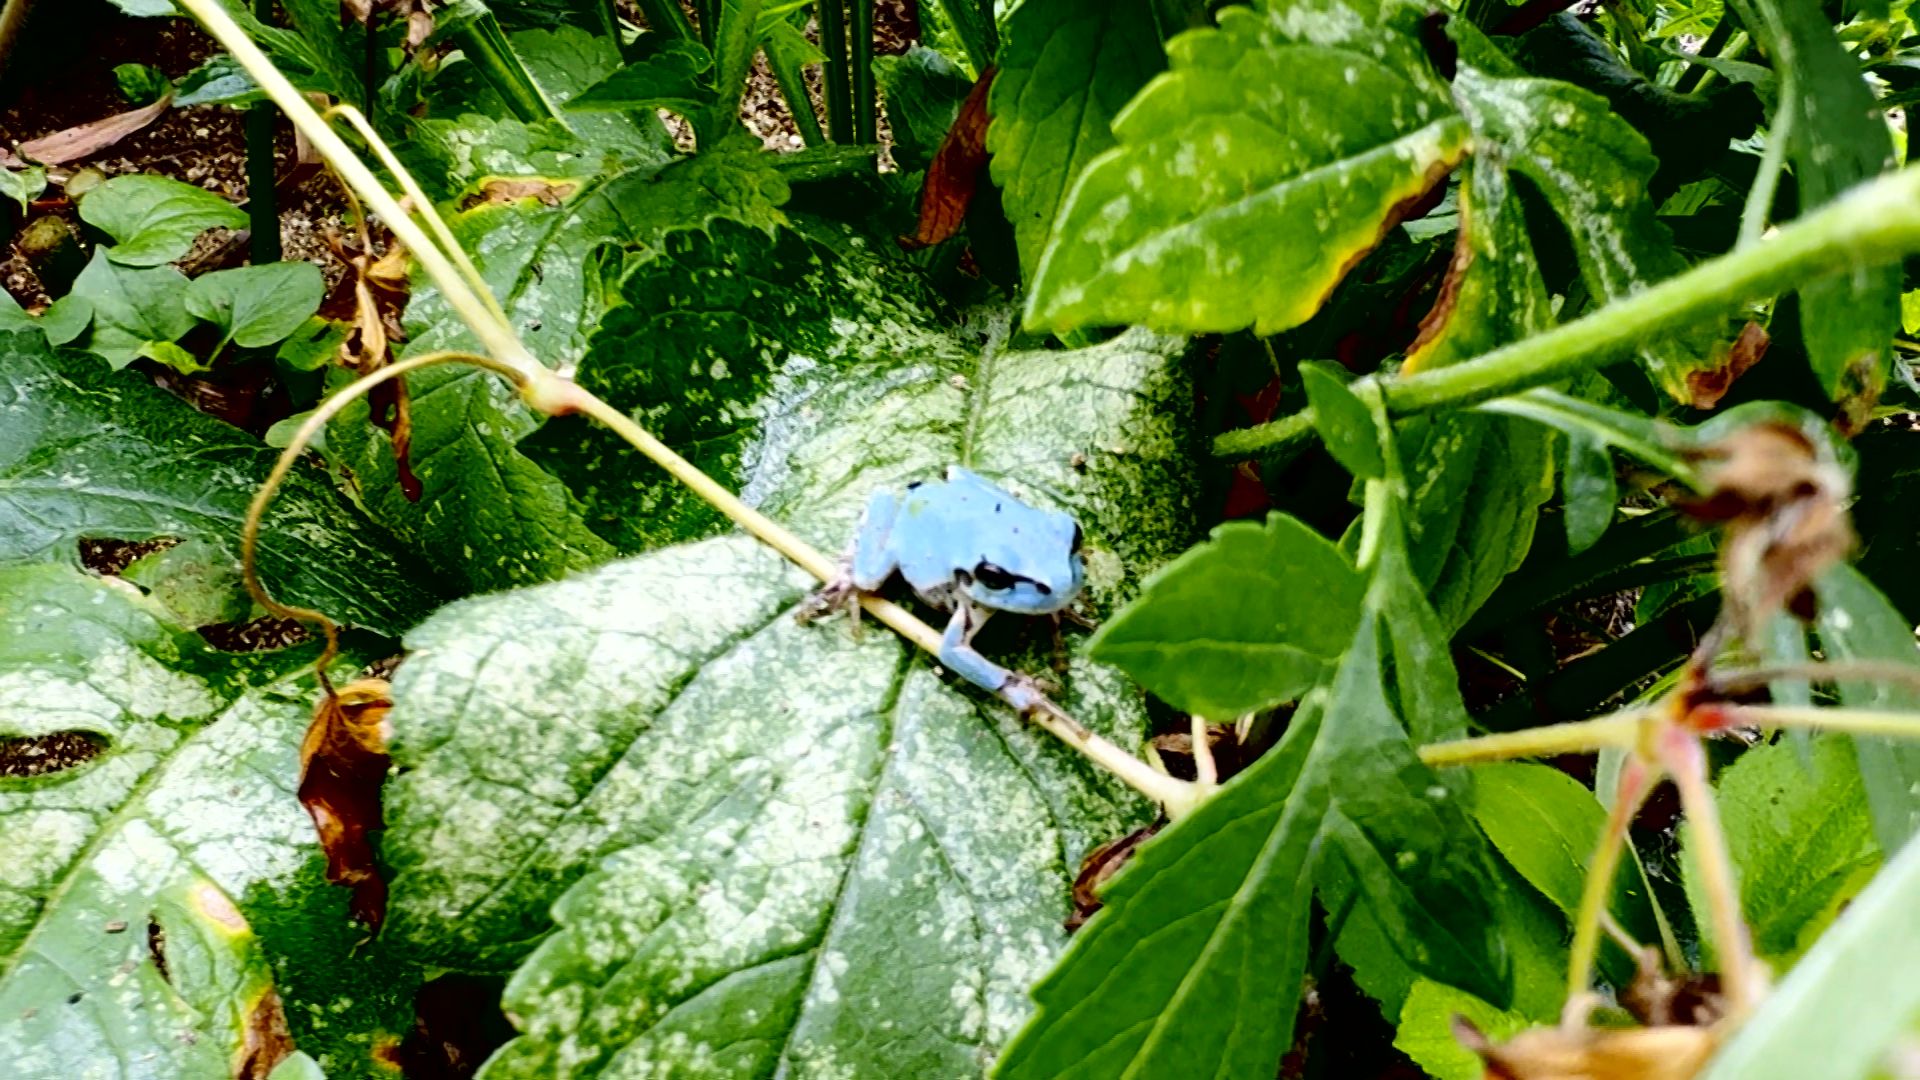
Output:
[
  {"xmin": 66, "ymin": 250, "xmax": 194, "ymax": 368},
  {"xmin": 1450, "ymin": 66, "xmax": 1713, "ymax": 403},
  {"xmin": 112, "ymin": 61, "xmax": 170, "ymax": 105},
  {"xmin": 998, "ymin": 522, "xmax": 1512, "ymax": 1078},
  {"xmin": 1472, "ymin": 763, "xmax": 1662, "ymax": 979},
  {"xmin": 1394, "ymin": 979, "xmax": 1529, "ymax": 1080},
  {"xmin": 1024, "ymin": 0, "xmax": 1466, "ymax": 335},
  {"xmin": 120, "ymin": 538, "xmax": 253, "ymax": 628},
  {"xmin": 0, "ymin": 166, "xmax": 45, "ymax": 213},
  {"xmin": 273, "ymin": 315, "xmax": 350, "ymax": 372},
  {"xmin": 877, "ymin": 45, "xmax": 972, "ymax": 172},
  {"xmin": 1088, "ymin": 512, "xmax": 1366, "ymax": 718},
  {"xmin": 1302, "ymin": 360, "xmax": 1385, "ymax": 480},
  {"xmin": 173, "ymin": 54, "xmax": 262, "ymax": 107},
  {"xmin": 566, "ymin": 38, "xmax": 717, "ymax": 118},
  {"xmin": 0, "ymin": 291, "xmax": 30, "ymax": 334},
  {"xmin": 1560, "ymin": 433, "xmax": 1617, "ymax": 555},
  {"xmin": 704, "ymin": 0, "xmax": 766, "ymax": 142},
  {"xmin": 37, "ymin": 294, "xmax": 92, "ymax": 347},
  {"xmin": 0, "ymin": 564, "xmax": 328, "ymax": 1076},
  {"xmin": 76, "ymin": 174, "xmax": 247, "ymax": 268},
  {"xmin": 0, "ymin": 567, "xmax": 414, "ymax": 1078},
  {"xmin": 986, "ymin": 0, "xmax": 1170, "ymax": 284},
  {"xmin": 0, "ymin": 332, "xmax": 439, "ymax": 635},
  {"xmin": 1685, "ymin": 735, "xmax": 1879, "ymax": 971},
  {"xmin": 1728, "ymin": 0, "xmax": 1899, "ymax": 402},
  {"xmin": 1698, "ymin": 815, "xmax": 1920, "ymax": 1080},
  {"xmin": 184, "ymin": 261, "xmax": 326, "ymax": 351},
  {"xmin": 1814, "ymin": 565, "xmax": 1920, "ymax": 855},
  {"xmin": 135, "ymin": 338, "xmax": 205, "ymax": 375},
  {"xmin": 381, "ymin": 256, "xmax": 1197, "ymax": 1076}
]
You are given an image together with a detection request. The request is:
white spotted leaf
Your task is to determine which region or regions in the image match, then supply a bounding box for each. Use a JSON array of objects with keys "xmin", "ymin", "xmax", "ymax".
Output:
[{"xmin": 380, "ymin": 245, "xmax": 1200, "ymax": 1076}]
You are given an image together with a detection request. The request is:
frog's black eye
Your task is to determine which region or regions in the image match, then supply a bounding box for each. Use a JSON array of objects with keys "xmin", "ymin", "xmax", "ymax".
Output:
[
  {"xmin": 973, "ymin": 562, "xmax": 1017, "ymax": 591},
  {"xmin": 1071, "ymin": 524, "xmax": 1084, "ymax": 553}
]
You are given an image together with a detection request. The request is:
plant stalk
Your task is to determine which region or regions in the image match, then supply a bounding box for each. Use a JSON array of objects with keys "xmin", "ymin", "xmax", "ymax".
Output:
[
  {"xmin": 1566, "ymin": 753, "xmax": 1657, "ymax": 1006},
  {"xmin": 1731, "ymin": 704, "xmax": 1920, "ymax": 740},
  {"xmin": 1662, "ymin": 727, "xmax": 1766, "ymax": 1016},
  {"xmin": 851, "ymin": 0, "xmax": 875, "ymax": 145},
  {"xmin": 1419, "ymin": 710, "xmax": 1650, "ymax": 767},
  {"xmin": 634, "ymin": 0, "xmax": 696, "ymax": 40},
  {"xmin": 1215, "ymin": 163, "xmax": 1920, "ymax": 457},
  {"xmin": 818, "ymin": 0, "xmax": 853, "ymax": 142}
]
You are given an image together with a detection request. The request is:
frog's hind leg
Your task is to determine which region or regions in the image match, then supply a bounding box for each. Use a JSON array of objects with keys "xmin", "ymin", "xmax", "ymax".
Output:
[
  {"xmin": 938, "ymin": 600, "xmax": 1052, "ymax": 714},
  {"xmin": 798, "ymin": 489, "xmax": 901, "ymax": 631}
]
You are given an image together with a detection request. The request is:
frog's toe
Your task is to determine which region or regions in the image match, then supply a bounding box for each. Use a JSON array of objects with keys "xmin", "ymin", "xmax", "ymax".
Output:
[
  {"xmin": 1000, "ymin": 671, "xmax": 1060, "ymax": 715},
  {"xmin": 796, "ymin": 577, "xmax": 859, "ymax": 625}
]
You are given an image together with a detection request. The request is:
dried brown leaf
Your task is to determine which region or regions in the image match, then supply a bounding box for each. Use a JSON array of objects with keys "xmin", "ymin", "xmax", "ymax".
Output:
[
  {"xmin": 9, "ymin": 94, "xmax": 173, "ymax": 166},
  {"xmin": 459, "ymin": 178, "xmax": 580, "ymax": 209},
  {"xmin": 1454, "ymin": 1016, "xmax": 1719, "ymax": 1080},
  {"xmin": 1066, "ymin": 824, "xmax": 1161, "ymax": 931},
  {"xmin": 236, "ymin": 986, "xmax": 297, "ymax": 1080},
  {"xmin": 1685, "ymin": 322, "xmax": 1770, "ymax": 409},
  {"xmin": 900, "ymin": 67, "xmax": 996, "ymax": 251},
  {"xmin": 298, "ymin": 678, "xmax": 394, "ymax": 928}
]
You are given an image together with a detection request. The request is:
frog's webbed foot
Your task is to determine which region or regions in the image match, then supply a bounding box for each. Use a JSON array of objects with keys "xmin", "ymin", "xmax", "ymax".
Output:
[
  {"xmin": 1058, "ymin": 605, "xmax": 1098, "ymax": 631},
  {"xmin": 940, "ymin": 602, "xmax": 1060, "ymax": 715}
]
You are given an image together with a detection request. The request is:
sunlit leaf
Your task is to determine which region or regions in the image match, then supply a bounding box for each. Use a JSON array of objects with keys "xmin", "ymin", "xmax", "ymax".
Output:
[{"xmin": 76, "ymin": 174, "xmax": 247, "ymax": 267}]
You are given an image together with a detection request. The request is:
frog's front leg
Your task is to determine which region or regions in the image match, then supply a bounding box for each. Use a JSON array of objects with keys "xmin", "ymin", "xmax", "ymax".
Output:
[
  {"xmin": 797, "ymin": 489, "xmax": 901, "ymax": 628},
  {"xmin": 939, "ymin": 601, "xmax": 1052, "ymax": 714}
]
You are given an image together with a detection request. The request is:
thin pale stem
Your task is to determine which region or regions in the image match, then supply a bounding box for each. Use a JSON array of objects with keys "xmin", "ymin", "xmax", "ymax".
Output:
[
  {"xmin": 1567, "ymin": 753, "xmax": 1659, "ymax": 1004},
  {"xmin": 1730, "ymin": 704, "xmax": 1920, "ymax": 740},
  {"xmin": 1191, "ymin": 714, "xmax": 1219, "ymax": 788},
  {"xmin": 1662, "ymin": 728, "xmax": 1766, "ymax": 1016},
  {"xmin": 1741, "ymin": 80, "xmax": 1794, "ymax": 250},
  {"xmin": 1419, "ymin": 711, "xmax": 1649, "ymax": 767},
  {"xmin": 241, "ymin": 351, "xmax": 518, "ymax": 690},
  {"xmin": 1709, "ymin": 660, "xmax": 1920, "ymax": 698},
  {"xmin": 176, "ymin": 0, "xmax": 537, "ymax": 374},
  {"xmin": 549, "ymin": 382, "xmax": 1204, "ymax": 816}
]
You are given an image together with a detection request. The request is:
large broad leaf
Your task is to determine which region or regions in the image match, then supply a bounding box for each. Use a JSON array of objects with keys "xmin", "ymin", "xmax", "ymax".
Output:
[
  {"xmin": 1024, "ymin": 0, "xmax": 1466, "ymax": 335},
  {"xmin": 1683, "ymin": 735, "xmax": 1879, "ymax": 971},
  {"xmin": 1813, "ymin": 565, "xmax": 1920, "ymax": 855},
  {"xmin": 1727, "ymin": 0, "xmax": 1898, "ymax": 403},
  {"xmin": 995, "ymin": 512, "xmax": 1513, "ymax": 1079},
  {"xmin": 0, "ymin": 565, "xmax": 415, "ymax": 1078},
  {"xmin": 0, "ymin": 332, "xmax": 438, "ymax": 635},
  {"xmin": 986, "ymin": 0, "xmax": 1172, "ymax": 284},
  {"xmin": 379, "ymin": 241, "xmax": 1199, "ymax": 1075}
]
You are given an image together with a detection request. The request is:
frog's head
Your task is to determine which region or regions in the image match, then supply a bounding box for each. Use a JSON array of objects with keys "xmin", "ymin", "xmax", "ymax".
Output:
[{"xmin": 960, "ymin": 507, "xmax": 1086, "ymax": 616}]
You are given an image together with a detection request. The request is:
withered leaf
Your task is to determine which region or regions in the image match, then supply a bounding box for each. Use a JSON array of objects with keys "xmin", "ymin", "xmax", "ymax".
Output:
[
  {"xmin": 6, "ymin": 94, "xmax": 173, "ymax": 167},
  {"xmin": 299, "ymin": 678, "xmax": 395, "ymax": 928},
  {"xmin": 321, "ymin": 234, "xmax": 419, "ymax": 500},
  {"xmin": 900, "ymin": 67, "xmax": 996, "ymax": 251},
  {"xmin": 1686, "ymin": 322, "xmax": 1771, "ymax": 410},
  {"xmin": 1067, "ymin": 824, "xmax": 1162, "ymax": 932},
  {"xmin": 1454, "ymin": 1016, "xmax": 1719, "ymax": 1080},
  {"xmin": 459, "ymin": 178, "xmax": 581, "ymax": 209},
  {"xmin": 237, "ymin": 986, "xmax": 297, "ymax": 1080}
]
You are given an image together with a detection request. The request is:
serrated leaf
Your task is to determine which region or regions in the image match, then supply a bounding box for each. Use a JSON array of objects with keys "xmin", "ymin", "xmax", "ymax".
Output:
[
  {"xmin": 1450, "ymin": 66, "xmax": 1714, "ymax": 403},
  {"xmin": 0, "ymin": 332, "xmax": 439, "ymax": 634},
  {"xmin": 76, "ymin": 174, "xmax": 247, "ymax": 267},
  {"xmin": 1684, "ymin": 735, "xmax": 1879, "ymax": 971},
  {"xmin": 1728, "ymin": 0, "xmax": 1899, "ymax": 403},
  {"xmin": 997, "ymin": 520, "xmax": 1512, "ymax": 1079},
  {"xmin": 185, "ymin": 261, "xmax": 326, "ymax": 351},
  {"xmin": 526, "ymin": 219, "xmax": 944, "ymax": 553},
  {"xmin": 1813, "ymin": 565, "xmax": 1920, "ymax": 855},
  {"xmin": 66, "ymin": 250, "xmax": 194, "ymax": 369},
  {"xmin": 1394, "ymin": 979, "xmax": 1530, "ymax": 1080},
  {"xmin": 1698, "ymin": 813, "xmax": 1920, "ymax": 1080},
  {"xmin": 1025, "ymin": 0, "xmax": 1465, "ymax": 335},
  {"xmin": 1088, "ymin": 512, "xmax": 1366, "ymax": 718},
  {"xmin": 381, "ymin": 249, "xmax": 1197, "ymax": 1075},
  {"xmin": 986, "ymin": 0, "xmax": 1170, "ymax": 284},
  {"xmin": 566, "ymin": 37, "xmax": 717, "ymax": 117}
]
